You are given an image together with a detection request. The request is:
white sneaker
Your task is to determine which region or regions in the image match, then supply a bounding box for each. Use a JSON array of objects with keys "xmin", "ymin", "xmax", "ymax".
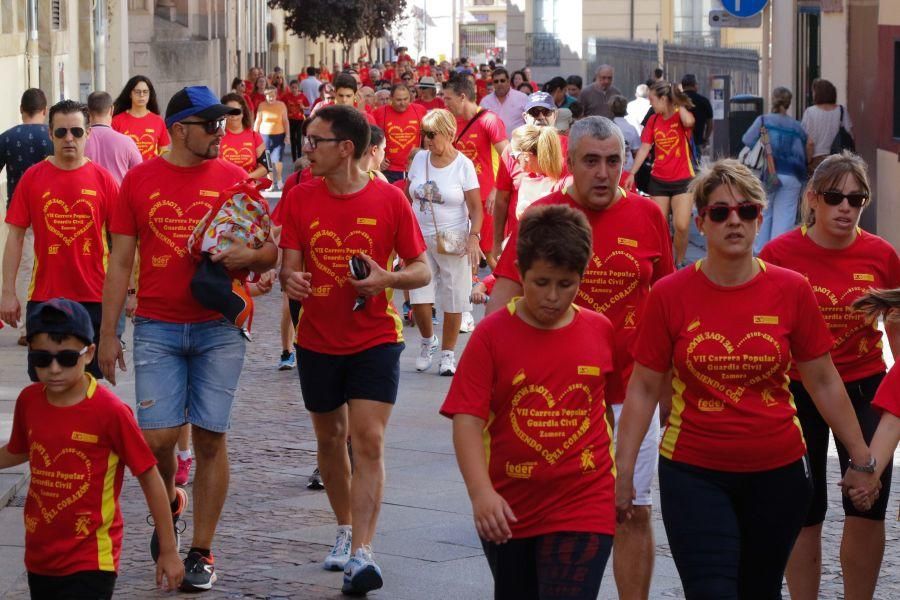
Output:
[
  {"xmin": 459, "ymin": 311, "xmax": 475, "ymax": 333},
  {"xmin": 439, "ymin": 350, "xmax": 456, "ymax": 376},
  {"xmin": 342, "ymin": 545, "xmax": 383, "ymax": 594},
  {"xmin": 416, "ymin": 335, "xmax": 439, "ymax": 371},
  {"xmin": 323, "ymin": 525, "xmax": 352, "ymax": 571}
]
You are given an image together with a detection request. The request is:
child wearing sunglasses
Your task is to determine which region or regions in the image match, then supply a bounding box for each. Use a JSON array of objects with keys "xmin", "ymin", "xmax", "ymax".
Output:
[
  {"xmin": 0, "ymin": 298, "xmax": 183, "ymax": 598},
  {"xmin": 759, "ymin": 152, "xmax": 900, "ymax": 600},
  {"xmin": 615, "ymin": 159, "xmax": 878, "ymax": 600},
  {"xmin": 442, "ymin": 205, "xmax": 618, "ymax": 600}
]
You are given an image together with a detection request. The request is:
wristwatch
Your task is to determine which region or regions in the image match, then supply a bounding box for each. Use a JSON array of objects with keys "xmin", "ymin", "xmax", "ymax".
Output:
[
  {"xmin": 848, "ymin": 456, "xmax": 876, "ymax": 473},
  {"xmin": 469, "ymin": 232, "xmax": 481, "ymax": 240}
]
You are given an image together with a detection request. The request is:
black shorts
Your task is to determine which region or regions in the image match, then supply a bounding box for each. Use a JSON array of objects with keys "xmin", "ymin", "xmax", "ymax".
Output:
[
  {"xmin": 297, "ymin": 342, "xmax": 405, "ymax": 413},
  {"xmin": 646, "ymin": 176, "xmax": 692, "ymax": 198},
  {"xmin": 790, "ymin": 371, "xmax": 892, "ymax": 525},
  {"xmin": 26, "ymin": 300, "xmax": 103, "ymax": 382},
  {"xmin": 28, "ymin": 570, "xmax": 116, "ymax": 599}
]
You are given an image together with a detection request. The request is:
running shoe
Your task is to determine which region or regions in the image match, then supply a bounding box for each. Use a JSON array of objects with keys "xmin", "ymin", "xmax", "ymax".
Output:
[
  {"xmin": 415, "ymin": 335, "xmax": 439, "ymax": 372},
  {"xmin": 342, "ymin": 545, "xmax": 383, "ymax": 596},
  {"xmin": 278, "ymin": 350, "xmax": 296, "ymax": 371},
  {"xmin": 149, "ymin": 486, "xmax": 188, "ymax": 563},
  {"xmin": 175, "ymin": 455, "xmax": 193, "ymax": 486},
  {"xmin": 439, "ymin": 350, "xmax": 456, "ymax": 377},
  {"xmin": 307, "ymin": 467, "xmax": 325, "ymax": 490},
  {"xmin": 459, "ymin": 312, "xmax": 475, "ymax": 333},
  {"xmin": 324, "ymin": 526, "xmax": 353, "ymax": 571},
  {"xmin": 181, "ymin": 551, "xmax": 217, "ymax": 591}
]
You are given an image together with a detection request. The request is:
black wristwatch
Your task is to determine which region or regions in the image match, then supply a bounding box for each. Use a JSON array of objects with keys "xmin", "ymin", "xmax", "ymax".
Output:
[{"xmin": 848, "ymin": 456, "xmax": 876, "ymax": 473}]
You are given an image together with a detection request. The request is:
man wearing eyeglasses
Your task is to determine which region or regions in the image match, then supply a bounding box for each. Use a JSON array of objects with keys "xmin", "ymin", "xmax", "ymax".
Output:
[
  {"xmin": 279, "ymin": 105, "xmax": 430, "ymax": 595},
  {"xmin": 2, "ymin": 99, "xmax": 118, "ymax": 381},
  {"xmin": 98, "ymin": 86, "xmax": 278, "ymax": 592},
  {"xmin": 479, "ymin": 67, "xmax": 529, "ymax": 138}
]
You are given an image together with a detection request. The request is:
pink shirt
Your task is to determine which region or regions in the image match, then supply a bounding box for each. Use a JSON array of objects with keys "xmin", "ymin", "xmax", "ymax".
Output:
[
  {"xmin": 84, "ymin": 124, "xmax": 143, "ymax": 184},
  {"xmin": 479, "ymin": 89, "xmax": 529, "ymax": 138}
]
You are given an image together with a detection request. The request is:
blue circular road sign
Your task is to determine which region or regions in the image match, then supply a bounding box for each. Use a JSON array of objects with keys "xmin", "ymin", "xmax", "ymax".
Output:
[{"xmin": 721, "ymin": 0, "xmax": 768, "ymax": 18}]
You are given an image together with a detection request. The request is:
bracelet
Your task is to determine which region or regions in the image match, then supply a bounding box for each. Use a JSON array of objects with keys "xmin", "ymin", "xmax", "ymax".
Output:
[
  {"xmin": 848, "ymin": 456, "xmax": 876, "ymax": 473},
  {"xmin": 127, "ymin": 288, "xmax": 137, "ymax": 296}
]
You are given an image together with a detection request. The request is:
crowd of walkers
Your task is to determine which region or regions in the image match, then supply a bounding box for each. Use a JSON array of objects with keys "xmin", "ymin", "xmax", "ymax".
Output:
[{"xmin": 0, "ymin": 48, "xmax": 897, "ymax": 600}]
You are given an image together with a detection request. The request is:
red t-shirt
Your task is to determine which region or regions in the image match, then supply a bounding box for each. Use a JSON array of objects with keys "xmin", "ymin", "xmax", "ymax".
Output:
[
  {"xmin": 7, "ymin": 376, "xmax": 157, "ymax": 576},
  {"xmin": 272, "ymin": 168, "xmax": 315, "ymax": 226},
  {"xmin": 110, "ymin": 112, "xmax": 170, "ymax": 162},
  {"xmin": 6, "ymin": 160, "xmax": 117, "ymax": 302},
  {"xmin": 416, "ymin": 65, "xmax": 432, "ymax": 79},
  {"xmin": 633, "ymin": 260, "xmax": 834, "ymax": 472},
  {"xmin": 476, "ymin": 79, "xmax": 490, "ymax": 104},
  {"xmin": 247, "ymin": 92, "xmax": 267, "ymax": 114},
  {"xmin": 440, "ymin": 303, "xmax": 617, "ymax": 538},
  {"xmin": 372, "ymin": 104, "xmax": 427, "ymax": 172},
  {"xmin": 219, "ymin": 128, "xmax": 264, "ymax": 173},
  {"xmin": 641, "ymin": 110, "xmax": 695, "ymax": 182},
  {"xmin": 281, "ymin": 91, "xmax": 308, "ymax": 120},
  {"xmin": 873, "ymin": 365, "xmax": 900, "ymax": 418},
  {"xmin": 494, "ymin": 189, "xmax": 674, "ymax": 403},
  {"xmin": 454, "ymin": 109, "xmax": 506, "ymax": 252},
  {"xmin": 110, "ymin": 157, "xmax": 247, "ymax": 322},
  {"xmin": 383, "ymin": 68, "xmax": 396, "ymax": 84},
  {"xmin": 414, "ymin": 97, "xmax": 446, "ymax": 111},
  {"xmin": 279, "ymin": 176, "xmax": 426, "ymax": 354},
  {"xmin": 760, "ymin": 227, "xmax": 900, "ymax": 383}
]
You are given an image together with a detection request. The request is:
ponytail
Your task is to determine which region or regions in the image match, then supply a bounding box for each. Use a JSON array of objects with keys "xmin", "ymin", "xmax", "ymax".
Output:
[
  {"xmin": 852, "ymin": 288, "xmax": 900, "ymax": 324},
  {"xmin": 536, "ymin": 127, "xmax": 563, "ymax": 181},
  {"xmin": 650, "ymin": 80, "xmax": 694, "ymax": 110}
]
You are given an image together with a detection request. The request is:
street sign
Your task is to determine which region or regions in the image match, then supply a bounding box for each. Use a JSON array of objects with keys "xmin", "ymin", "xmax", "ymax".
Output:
[
  {"xmin": 709, "ymin": 9, "xmax": 763, "ymax": 28},
  {"xmin": 721, "ymin": 0, "xmax": 768, "ymax": 18}
]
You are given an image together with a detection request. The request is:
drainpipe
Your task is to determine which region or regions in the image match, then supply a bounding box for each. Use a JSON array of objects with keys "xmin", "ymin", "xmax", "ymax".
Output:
[
  {"xmin": 93, "ymin": 0, "xmax": 107, "ymax": 91},
  {"xmin": 26, "ymin": 0, "xmax": 38, "ymax": 88},
  {"xmin": 630, "ymin": 0, "xmax": 635, "ymax": 40}
]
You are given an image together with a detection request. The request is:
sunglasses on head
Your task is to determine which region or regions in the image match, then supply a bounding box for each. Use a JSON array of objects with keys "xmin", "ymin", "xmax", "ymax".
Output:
[
  {"xmin": 180, "ymin": 118, "xmax": 226, "ymax": 134},
  {"xmin": 29, "ymin": 346, "xmax": 89, "ymax": 369},
  {"xmin": 53, "ymin": 127, "xmax": 86, "ymax": 139},
  {"xmin": 699, "ymin": 202, "xmax": 762, "ymax": 223},
  {"xmin": 820, "ymin": 190, "xmax": 868, "ymax": 208}
]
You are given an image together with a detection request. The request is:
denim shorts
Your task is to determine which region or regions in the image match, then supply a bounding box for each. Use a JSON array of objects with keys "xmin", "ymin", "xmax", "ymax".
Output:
[{"xmin": 133, "ymin": 317, "xmax": 246, "ymax": 433}]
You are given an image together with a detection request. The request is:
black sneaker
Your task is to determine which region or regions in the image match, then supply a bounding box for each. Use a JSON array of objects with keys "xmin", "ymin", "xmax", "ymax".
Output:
[
  {"xmin": 181, "ymin": 551, "xmax": 217, "ymax": 591},
  {"xmin": 150, "ymin": 487, "xmax": 187, "ymax": 563},
  {"xmin": 307, "ymin": 467, "xmax": 324, "ymax": 490}
]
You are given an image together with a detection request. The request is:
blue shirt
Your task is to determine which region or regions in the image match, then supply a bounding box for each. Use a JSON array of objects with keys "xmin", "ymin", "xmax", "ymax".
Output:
[
  {"xmin": 0, "ymin": 124, "xmax": 53, "ymax": 207},
  {"xmin": 742, "ymin": 113, "xmax": 807, "ymax": 181}
]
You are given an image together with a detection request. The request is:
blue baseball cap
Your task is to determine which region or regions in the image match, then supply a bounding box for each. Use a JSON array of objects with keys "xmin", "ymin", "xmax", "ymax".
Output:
[
  {"xmin": 164, "ymin": 86, "xmax": 240, "ymax": 128},
  {"xmin": 26, "ymin": 298, "xmax": 94, "ymax": 345},
  {"xmin": 525, "ymin": 91, "xmax": 556, "ymax": 112}
]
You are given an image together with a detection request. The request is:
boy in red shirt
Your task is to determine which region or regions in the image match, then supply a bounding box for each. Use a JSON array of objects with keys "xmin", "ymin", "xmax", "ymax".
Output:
[
  {"xmin": 442, "ymin": 204, "xmax": 617, "ymax": 599},
  {"xmin": 0, "ymin": 299, "xmax": 183, "ymax": 598}
]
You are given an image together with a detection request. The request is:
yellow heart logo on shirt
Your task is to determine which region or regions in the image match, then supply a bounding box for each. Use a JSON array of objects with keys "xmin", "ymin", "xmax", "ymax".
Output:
[
  {"xmin": 509, "ymin": 382, "xmax": 594, "ymax": 465},
  {"xmin": 42, "ymin": 197, "xmax": 95, "ymax": 246},
  {"xmin": 148, "ymin": 199, "xmax": 213, "ymax": 258},
  {"xmin": 578, "ymin": 250, "xmax": 641, "ymax": 316},
  {"xmin": 27, "ymin": 442, "xmax": 93, "ymax": 526},
  {"xmin": 653, "ymin": 129, "xmax": 681, "ymax": 157},
  {"xmin": 684, "ymin": 330, "xmax": 783, "ymax": 404},
  {"xmin": 387, "ymin": 124, "xmax": 418, "ymax": 151},
  {"xmin": 308, "ymin": 228, "xmax": 375, "ymax": 286},
  {"xmin": 128, "ymin": 132, "xmax": 158, "ymax": 158},
  {"xmin": 222, "ymin": 146, "xmax": 256, "ymax": 171}
]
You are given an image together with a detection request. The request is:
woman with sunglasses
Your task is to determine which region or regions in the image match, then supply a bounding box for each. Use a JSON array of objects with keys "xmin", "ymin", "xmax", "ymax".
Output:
[
  {"xmin": 741, "ymin": 87, "xmax": 807, "ymax": 253},
  {"xmin": 759, "ymin": 152, "xmax": 900, "ymax": 600},
  {"xmin": 406, "ymin": 109, "xmax": 483, "ymax": 376},
  {"xmin": 111, "ymin": 75, "xmax": 170, "ymax": 161},
  {"xmin": 219, "ymin": 94, "xmax": 267, "ymax": 179},
  {"xmin": 615, "ymin": 159, "xmax": 878, "ymax": 599}
]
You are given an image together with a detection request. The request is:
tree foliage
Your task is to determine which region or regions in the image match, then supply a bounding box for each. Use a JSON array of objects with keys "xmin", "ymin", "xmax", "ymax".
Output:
[{"xmin": 269, "ymin": 0, "xmax": 407, "ymax": 55}]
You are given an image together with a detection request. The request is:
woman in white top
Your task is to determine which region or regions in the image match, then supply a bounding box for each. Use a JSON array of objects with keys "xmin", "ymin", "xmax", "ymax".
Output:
[
  {"xmin": 407, "ymin": 109, "xmax": 483, "ymax": 376},
  {"xmin": 610, "ymin": 95, "xmax": 641, "ymax": 173},
  {"xmin": 801, "ymin": 78, "xmax": 853, "ymax": 175}
]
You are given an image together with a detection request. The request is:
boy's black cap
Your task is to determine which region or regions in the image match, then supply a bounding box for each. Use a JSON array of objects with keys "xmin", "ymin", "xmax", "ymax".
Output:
[{"xmin": 26, "ymin": 298, "xmax": 94, "ymax": 345}]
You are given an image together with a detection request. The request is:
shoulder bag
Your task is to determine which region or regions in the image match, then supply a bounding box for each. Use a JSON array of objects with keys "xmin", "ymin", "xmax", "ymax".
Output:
[{"xmin": 425, "ymin": 152, "xmax": 468, "ymax": 255}]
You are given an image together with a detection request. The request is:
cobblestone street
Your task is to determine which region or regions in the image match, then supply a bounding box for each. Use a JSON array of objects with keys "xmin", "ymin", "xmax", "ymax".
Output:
[{"xmin": 1, "ymin": 288, "xmax": 899, "ymax": 599}]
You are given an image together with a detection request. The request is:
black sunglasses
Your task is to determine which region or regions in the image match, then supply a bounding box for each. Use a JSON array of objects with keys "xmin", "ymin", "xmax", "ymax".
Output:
[
  {"xmin": 53, "ymin": 127, "xmax": 86, "ymax": 139},
  {"xmin": 699, "ymin": 202, "xmax": 762, "ymax": 223},
  {"xmin": 423, "ymin": 130, "xmax": 437, "ymax": 139},
  {"xmin": 29, "ymin": 346, "xmax": 89, "ymax": 369},
  {"xmin": 180, "ymin": 119, "xmax": 226, "ymax": 134},
  {"xmin": 820, "ymin": 190, "xmax": 868, "ymax": 208}
]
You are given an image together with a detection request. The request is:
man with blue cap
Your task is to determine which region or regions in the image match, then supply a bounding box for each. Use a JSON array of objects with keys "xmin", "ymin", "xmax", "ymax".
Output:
[{"xmin": 98, "ymin": 86, "xmax": 278, "ymax": 592}]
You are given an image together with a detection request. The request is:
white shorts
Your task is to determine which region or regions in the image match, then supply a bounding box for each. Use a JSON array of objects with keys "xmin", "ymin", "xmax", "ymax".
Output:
[
  {"xmin": 408, "ymin": 238, "xmax": 474, "ymax": 314},
  {"xmin": 613, "ymin": 403, "xmax": 660, "ymax": 506}
]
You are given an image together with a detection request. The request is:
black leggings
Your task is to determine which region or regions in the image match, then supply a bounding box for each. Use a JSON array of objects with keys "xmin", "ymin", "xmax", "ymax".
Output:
[
  {"xmin": 28, "ymin": 570, "xmax": 116, "ymax": 599},
  {"xmin": 481, "ymin": 531, "xmax": 612, "ymax": 600},
  {"xmin": 288, "ymin": 119, "xmax": 303, "ymax": 162},
  {"xmin": 790, "ymin": 372, "xmax": 892, "ymax": 524},
  {"xmin": 659, "ymin": 456, "xmax": 812, "ymax": 600}
]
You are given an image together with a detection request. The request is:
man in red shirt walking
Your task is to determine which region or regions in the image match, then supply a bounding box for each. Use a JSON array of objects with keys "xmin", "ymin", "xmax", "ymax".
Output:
[{"xmin": 372, "ymin": 84, "xmax": 426, "ymax": 183}]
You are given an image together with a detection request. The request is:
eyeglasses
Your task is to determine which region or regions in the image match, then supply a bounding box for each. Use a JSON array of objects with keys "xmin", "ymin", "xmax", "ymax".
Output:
[
  {"xmin": 699, "ymin": 202, "xmax": 762, "ymax": 223},
  {"xmin": 303, "ymin": 136, "xmax": 346, "ymax": 149},
  {"xmin": 180, "ymin": 119, "xmax": 226, "ymax": 134},
  {"xmin": 52, "ymin": 127, "xmax": 86, "ymax": 139},
  {"xmin": 820, "ymin": 190, "xmax": 869, "ymax": 208},
  {"xmin": 423, "ymin": 130, "xmax": 437, "ymax": 139},
  {"xmin": 29, "ymin": 346, "xmax": 89, "ymax": 369},
  {"xmin": 132, "ymin": 89, "xmax": 150, "ymax": 97}
]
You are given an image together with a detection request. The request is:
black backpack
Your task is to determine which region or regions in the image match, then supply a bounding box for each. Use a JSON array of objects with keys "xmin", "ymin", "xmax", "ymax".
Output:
[{"xmin": 830, "ymin": 105, "xmax": 855, "ymax": 154}]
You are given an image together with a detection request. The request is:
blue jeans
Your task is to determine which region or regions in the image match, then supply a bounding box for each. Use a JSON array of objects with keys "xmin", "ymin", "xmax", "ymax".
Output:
[
  {"xmin": 754, "ymin": 173, "xmax": 802, "ymax": 254},
  {"xmin": 133, "ymin": 317, "xmax": 246, "ymax": 433}
]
